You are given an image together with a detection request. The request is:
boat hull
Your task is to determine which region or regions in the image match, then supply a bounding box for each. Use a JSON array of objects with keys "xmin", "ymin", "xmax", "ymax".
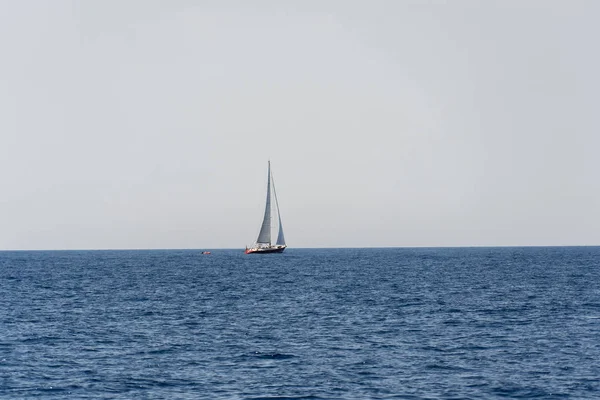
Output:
[{"xmin": 245, "ymin": 246, "xmax": 286, "ymax": 254}]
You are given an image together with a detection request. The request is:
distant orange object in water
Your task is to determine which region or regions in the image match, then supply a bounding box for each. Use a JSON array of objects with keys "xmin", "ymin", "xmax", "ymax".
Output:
[{"xmin": 202, "ymin": 251, "xmax": 211, "ymax": 255}]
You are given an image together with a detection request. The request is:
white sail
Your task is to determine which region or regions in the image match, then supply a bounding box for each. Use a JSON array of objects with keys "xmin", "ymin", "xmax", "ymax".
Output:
[
  {"xmin": 256, "ymin": 161, "xmax": 272, "ymax": 244},
  {"xmin": 276, "ymin": 214, "xmax": 286, "ymax": 246}
]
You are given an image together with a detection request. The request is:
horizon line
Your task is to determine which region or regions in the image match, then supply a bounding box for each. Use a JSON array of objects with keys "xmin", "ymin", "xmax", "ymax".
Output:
[{"xmin": 1, "ymin": 244, "xmax": 599, "ymax": 252}]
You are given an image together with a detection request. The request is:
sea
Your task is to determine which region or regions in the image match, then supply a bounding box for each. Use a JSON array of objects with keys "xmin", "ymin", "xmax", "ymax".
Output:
[{"xmin": 1, "ymin": 247, "xmax": 599, "ymax": 399}]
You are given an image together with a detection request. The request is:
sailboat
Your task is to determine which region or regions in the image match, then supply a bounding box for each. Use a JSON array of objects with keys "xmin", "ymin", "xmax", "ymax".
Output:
[{"xmin": 245, "ymin": 161, "xmax": 287, "ymax": 254}]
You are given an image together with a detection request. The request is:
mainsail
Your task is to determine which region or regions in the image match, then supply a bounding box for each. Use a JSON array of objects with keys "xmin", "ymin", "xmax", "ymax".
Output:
[{"xmin": 256, "ymin": 162, "xmax": 272, "ymax": 244}]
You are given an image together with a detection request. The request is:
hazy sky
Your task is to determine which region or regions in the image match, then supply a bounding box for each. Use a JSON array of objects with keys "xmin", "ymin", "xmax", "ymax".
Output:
[{"xmin": 1, "ymin": 0, "xmax": 599, "ymax": 250}]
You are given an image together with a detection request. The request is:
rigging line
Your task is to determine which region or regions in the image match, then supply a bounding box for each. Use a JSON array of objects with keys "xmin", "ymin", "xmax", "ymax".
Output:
[
  {"xmin": 271, "ymin": 167, "xmax": 285, "ymax": 246},
  {"xmin": 271, "ymin": 169, "xmax": 282, "ymax": 221}
]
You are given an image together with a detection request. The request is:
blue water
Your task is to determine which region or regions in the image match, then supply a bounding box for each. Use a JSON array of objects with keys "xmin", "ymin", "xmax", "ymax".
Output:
[{"xmin": 1, "ymin": 247, "xmax": 599, "ymax": 399}]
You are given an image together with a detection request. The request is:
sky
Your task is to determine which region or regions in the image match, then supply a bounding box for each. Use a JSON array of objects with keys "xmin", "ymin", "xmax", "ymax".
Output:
[{"xmin": 1, "ymin": 0, "xmax": 599, "ymax": 250}]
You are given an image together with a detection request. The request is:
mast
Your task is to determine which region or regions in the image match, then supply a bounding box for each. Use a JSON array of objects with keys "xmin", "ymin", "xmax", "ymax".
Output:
[{"xmin": 255, "ymin": 161, "xmax": 272, "ymax": 245}]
